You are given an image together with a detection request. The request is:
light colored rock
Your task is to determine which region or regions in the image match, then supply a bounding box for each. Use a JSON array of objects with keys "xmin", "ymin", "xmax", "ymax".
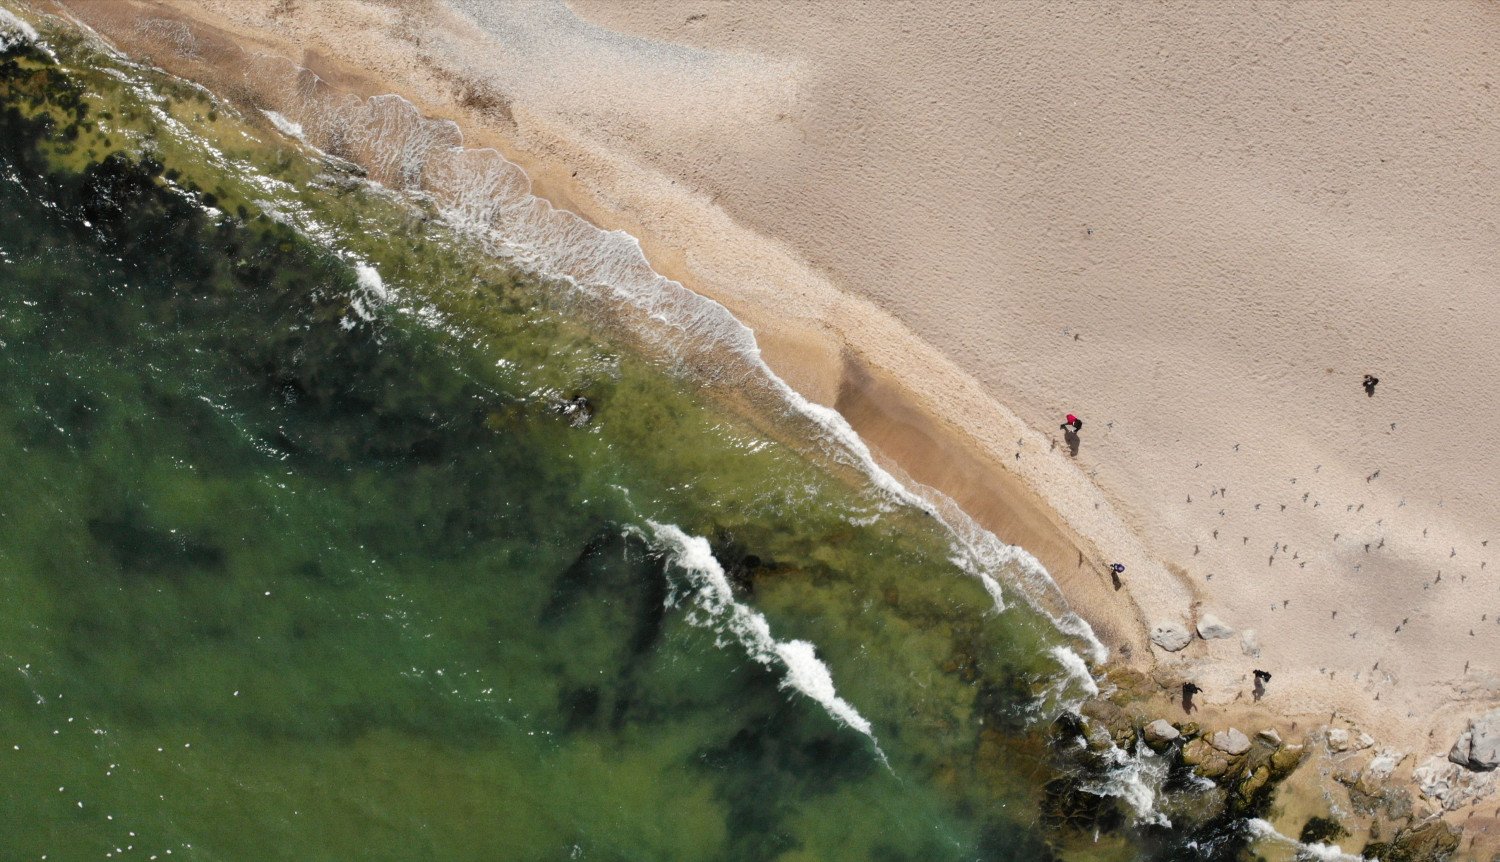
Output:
[
  {"xmin": 1210, "ymin": 727, "xmax": 1251, "ymax": 756},
  {"xmin": 1327, "ymin": 728, "xmax": 1350, "ymax": 752},
  {"xmin": 1143, "ymin": 719, "xmax": 1180, "ymax": 747},
  {"xmin": 1257, "ymin": 728, "xmax": 1282, "ymax": 746},
  {"xmin": 1196, "ymin": 613, "xmax": 1235, "ymax": 640},
  {"xmin": 1239, "ymin": 628, "xmax": 1261, "ymax": 657},
  {"xmin": 1355, "ymin": 731, "xmax": 1375, "ymax": 751},
  {"xmin": 1150, "ymin": 620, "xmax": 1192, "ymax": 652},
  {"xmin": 1447, "ymin": 708, "xmax": 1500, "ymax": 771}
]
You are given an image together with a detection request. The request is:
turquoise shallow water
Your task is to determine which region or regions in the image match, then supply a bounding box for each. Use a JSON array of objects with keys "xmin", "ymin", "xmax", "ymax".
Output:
[{"xmin": 0, "ymin": 12, "xmax": 1278, "ymax": 861}]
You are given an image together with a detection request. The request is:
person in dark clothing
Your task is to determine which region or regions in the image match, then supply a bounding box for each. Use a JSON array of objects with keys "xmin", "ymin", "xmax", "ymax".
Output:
[
  {"xmin": 1182, "ymin": 682, "xmax": 1202, "ymax": 714},
  {"xmin": 1108, "ymin": 562, "xmax": 1125, "ymax": 590},
  {"xmin": 1252, "ymin": 669, "xmax": 1272, "ymax": 702},
  {"xmin": 1363, "ymin": 375, "xmax": 1379, "ymax": 397}
]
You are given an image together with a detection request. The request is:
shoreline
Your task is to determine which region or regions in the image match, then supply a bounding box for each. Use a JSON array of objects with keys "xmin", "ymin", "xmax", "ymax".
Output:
[{"xmin": 44, "ymin": 0, "xmax": 1500, "ymax": 853}]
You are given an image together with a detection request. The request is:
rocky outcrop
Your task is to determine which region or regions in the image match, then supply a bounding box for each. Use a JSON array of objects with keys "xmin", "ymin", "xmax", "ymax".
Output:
[
  {"xmin": 1196, "ymin": 613, "xmax": 1235, "ymax": 640},
  {"xmin": 1362, "ymin": 819, "xmax": 1461, "ymax": 862},
  {"xmin": 1446, "ymin": 708, "xmax": 1500, "ymax": 771},
  {"xmin": 1150, "ymin": 620, "xmax": 1191, "ymax": 651},
  {"xmin": 1328, "ymin": 728, "xmax": 1351, "ymax": 752}
]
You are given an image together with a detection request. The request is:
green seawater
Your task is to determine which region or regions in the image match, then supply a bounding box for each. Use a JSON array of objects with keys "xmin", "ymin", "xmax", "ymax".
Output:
[{"xmin": 0, "ymin": 12, "xmax": 1260, "ymax": 862}]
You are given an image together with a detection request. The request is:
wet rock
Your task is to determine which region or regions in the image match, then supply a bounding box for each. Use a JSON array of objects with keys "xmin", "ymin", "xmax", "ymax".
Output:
[
  {"xmin": 1447, "ymin": 708, "xmax": 1500, "ymax": 771},
  {"xmin": 1081, "ymin": 698, "xmax": 1136, "ymax": 752},
  {"xmin": 1237, "ymin": 764, "xmax": 1271, "ymax": 802},
  {"xmin": 1150, "ymin": 620, "xmax": 1192, "ymax": 651},
  {"xmin": 1181, "ymin": 737, "xmax": 1245, "ymax": 781},
  {"xmin": 1143, "ymin": 719, "xmax": 1180, "ymax": 750},
  {"xmin": 1240, "ymin": 628, "xmax": 1262, "ymax": 657},
  {"xmin": 1328, "ymin": 728, "xmax": 1351, "ymax": 752},
  {"xmin": 1210, "ymin": 728, "xmax": 1251, "ymax": 756},
  {"xmin": 1196, "ymin": 613, "xmax": 1235, "ymax": 640},
  {"xmin": 1363, "ymin": 819, "xmax": 1461, "ymax": 862},
  {"xmin": 1040, "ymin": 776, "xmax": 1127, "ymax": 835},
  {"xmin": 1269, "ymin": 744, "xmax": 1306, "ymax": 779},
  {"xmin": 1257, "ymin": 728, "xmax": 1282, "ymax": 746},
  {"xmin": 1298, "ymin": 815, "xmax": 1348, "ymax": 846}
]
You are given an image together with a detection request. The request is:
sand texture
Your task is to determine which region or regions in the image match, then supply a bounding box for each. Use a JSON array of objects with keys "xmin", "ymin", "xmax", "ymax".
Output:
[{"xmin": 49, "ymin": 0, "xmax": 1500, "ymax": 815}]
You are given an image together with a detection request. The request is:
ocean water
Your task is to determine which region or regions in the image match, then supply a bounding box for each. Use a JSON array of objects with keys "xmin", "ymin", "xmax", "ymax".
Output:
[{"xmin": 0, "ymin": 10, "xmax": 1294, "ymax": 861}]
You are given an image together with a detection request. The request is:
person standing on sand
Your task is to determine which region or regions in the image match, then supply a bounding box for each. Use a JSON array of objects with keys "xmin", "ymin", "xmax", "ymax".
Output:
[
  {"xmin": 1182, "ymin": 682, "xmax": 1201, "ymax": 714},
  {"xmin": 1061, "ymin": 414, "xmax": 1083, "ymax": 433},
  {"xmin": 1363, "ymin": 374, "xmax": 1379, "ymax": 396},
  {"xmin": 1108, "ymin": 562, "xmax": 1125, "ymax": 590},
  {"xmin": 1252, "ymin": 669, "xmax": 1272, "ymax": 702}
]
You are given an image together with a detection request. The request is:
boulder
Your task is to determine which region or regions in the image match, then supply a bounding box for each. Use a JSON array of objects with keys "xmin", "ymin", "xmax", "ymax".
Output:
[
  {"xmin": 1210, "ymin": 727, "xmax": 1251, "ymax": 756},
  {"xmin": 1257, "ymin": 728, "xmax": 1282, "ymax": 746},
  {"xmin": 1447, "ymin": 709, "xmax": 1500, "ymax": 771},
  {"xmin": 1355, "ymin": 731, "xmax": 1375, "ymax": 751},
  {"xmin": 1143, "ymin": 719, "xmax": 1180, "ymax": 750},
  {"xmin": 1150, "ymin": 620, "xmax": 1192, "ymax": 652},
  {"xmin": 1239, "ymin": 628, "xmax": 1261, "ymax": 657},
  {"xmin": 1196, "ymin": 613, "xmax": 1235, "ymax": 640},
  {"xmin": 1327, "ymin": 728, "xmax": 1350, "ymax": 752}
]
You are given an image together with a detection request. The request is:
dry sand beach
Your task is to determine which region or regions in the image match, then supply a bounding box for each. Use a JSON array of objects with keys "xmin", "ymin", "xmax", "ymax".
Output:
[{"xmin": 48, "ymin": 0, "xmax": 1500, "ymax": 848}]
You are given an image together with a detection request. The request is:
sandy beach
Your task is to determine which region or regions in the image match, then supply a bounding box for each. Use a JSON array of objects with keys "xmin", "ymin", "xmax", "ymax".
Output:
[{"xmin": 48, "ymin": 0, "xmax": 1500, "ymax": 845}]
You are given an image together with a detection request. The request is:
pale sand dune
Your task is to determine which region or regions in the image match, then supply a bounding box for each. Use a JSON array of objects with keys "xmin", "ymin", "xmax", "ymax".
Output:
[{"xmin": 53, "ymin": 0, "xmax": 1500, "ymax": 804}]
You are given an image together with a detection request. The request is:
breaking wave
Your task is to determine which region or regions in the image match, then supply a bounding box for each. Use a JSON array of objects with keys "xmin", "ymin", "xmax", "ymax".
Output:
[{"xmin": 640, "ymin": 521, "xmax": 885, "ymax": 762}]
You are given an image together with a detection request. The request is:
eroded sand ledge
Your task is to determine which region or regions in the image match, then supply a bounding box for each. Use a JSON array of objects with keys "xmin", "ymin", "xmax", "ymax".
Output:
[{"xmin": 47, "ymin": 0, "xmax": 1500, "ymax": 846}]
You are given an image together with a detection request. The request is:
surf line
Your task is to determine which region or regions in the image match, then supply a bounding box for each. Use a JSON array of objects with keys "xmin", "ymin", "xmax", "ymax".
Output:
[{"xmin": 637, "ymin": 521, "xmax": 888, "ymax": 766}]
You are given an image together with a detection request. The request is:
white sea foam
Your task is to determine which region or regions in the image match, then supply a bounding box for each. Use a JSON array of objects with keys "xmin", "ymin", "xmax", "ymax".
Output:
[
  {"xmin": 1077, "ymin": 739, "xmax": 1171, "ymax": 827},
  {"xmin": 1245, "ymin": 818, "xmax": 1367, "ymax": 861},
  {"xmin": 262, "ymin": 110, "xmax": 306, "ymax": 142},
  {"xmin": 1049, "ymin": 646, "xmax": 1099, "ymax": 698},
  {"xmin": 0, "ymin": 8, "xmax": 40, "ymax": 50},
  {"xmin": 643, "ymin": 521, "xmax": 883, "ymax": 759}
]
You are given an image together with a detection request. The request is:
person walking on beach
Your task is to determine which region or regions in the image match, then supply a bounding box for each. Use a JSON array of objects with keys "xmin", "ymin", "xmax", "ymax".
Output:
[
  {"xmin": 1109, "ymin": 562, "xmax": 1125, "ymax": 590},
  {"xmin": 1363, "ymin": 374, "xmax": 1379, "ymax": 397},
  {"xmin": 1182, "ymin": 682, "xmax": 1201, "ymax": 714},
  {"xmin": 1252, "ymin": 669, "xmax": 1272, "ymax": 702},
  {"xmin": 1060, "ymin": 414, "xmax": 1083, "ymax": 433}
]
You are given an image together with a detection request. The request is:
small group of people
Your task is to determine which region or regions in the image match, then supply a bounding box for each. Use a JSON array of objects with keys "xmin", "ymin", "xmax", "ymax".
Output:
[{"xmin": 1180, "ymin": 670, "xmax": 1273, "ymax": 713}]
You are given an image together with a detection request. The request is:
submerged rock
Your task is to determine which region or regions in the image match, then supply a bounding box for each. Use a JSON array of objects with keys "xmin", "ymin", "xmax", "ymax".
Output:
[
  {"xmin": 1446, "ymin": 708, "xmax": 1500, "ymax": 771},
  {"xmin": 1362, "ymin": 819, "xmax": 1461, "ymax": 862},
  {"xmin": 1196, "ymin": 613, "xmax": 1235, "ymax": 640},
  {"xmin": 1150, "ymin": 620, "xmax": 1192, "ymax": 652}
]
